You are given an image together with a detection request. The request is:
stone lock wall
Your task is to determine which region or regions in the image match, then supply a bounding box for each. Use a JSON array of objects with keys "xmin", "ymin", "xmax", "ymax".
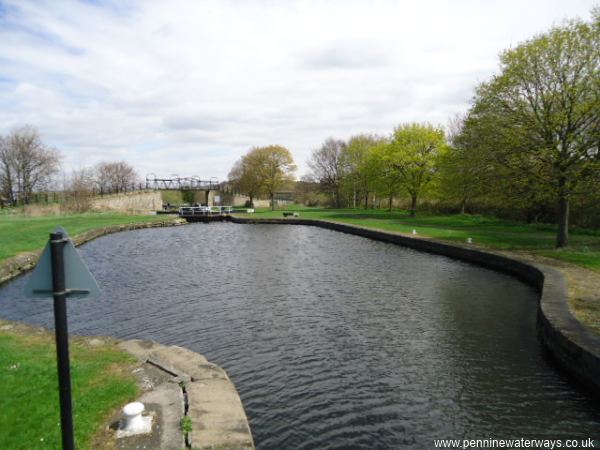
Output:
[{"xmin": 91, "ymin": 191, "xmax": 163, "ymax": 212}]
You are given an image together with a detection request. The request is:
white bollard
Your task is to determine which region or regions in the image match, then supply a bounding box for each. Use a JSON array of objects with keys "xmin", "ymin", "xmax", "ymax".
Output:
[
  {"xmin": 467, "ymin": 237, "xmax": 473, "ymax": 244},
  {"xmin": 412, "ymin": 229, "xmax": 417, "ymax": 235},
  {"xmin": 122, "ymin": 402, "xmax": 145, "ymax": 432}
]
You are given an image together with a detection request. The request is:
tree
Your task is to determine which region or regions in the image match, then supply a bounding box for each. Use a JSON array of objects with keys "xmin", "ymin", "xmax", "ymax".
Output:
[
  {"xmin": 253, "ymin": 145, "xmax": 296, "ymax": 210},
  {"xmin": 308, "ymin": 138, "xmax": 347, "ymax": 207},
  {"xmin": 389, "ymin": 123, "xmax": 447, "ymax": 216},
  {"xmin": 1, "ymin": 126, "xmax": 61, "ymax": 205},
  {"xmin": 94, "ymin": 161, "xmax": 138, "ymax": 194},
  {"xmin": 342, "ymin": 134, "xmax": 383, "ymax": 208},
  {"xmin": 464, "ymin": 12, "xmax": 600, "ymax": 247},
  {"xmin": 366, "ymin": 142, "xmax": 403, "ymax": 211},
  {"xmin": 0, "ymin": 135, "xmax": 15, "ymax": 206},
  {"xmin": 227, "ymin": 154, "xmax": 265, "ymax": 207},
  {"xmin": 438, "ymin": 114, "xmax": 490, "ymax": 214},
  {"xmin": 228, "ymin": 145, "xmax": 296, "ymax": 209},
  {"xmin": 66, "ymin": 168, "xmax": 95, "ymax": 212}
]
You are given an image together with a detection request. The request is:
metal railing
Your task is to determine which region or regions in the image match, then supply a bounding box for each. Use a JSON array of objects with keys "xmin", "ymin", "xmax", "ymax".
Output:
[{"xmin": 178, "ymin": 206, "xmax": 233, "ymax": 216}]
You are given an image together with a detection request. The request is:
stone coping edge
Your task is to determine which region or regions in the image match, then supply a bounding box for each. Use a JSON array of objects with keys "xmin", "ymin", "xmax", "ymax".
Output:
[
  {"xmin": 120, "ymin": 339, "xmax": 255, "ymax": 450},
  {"xmin": 229, "ymin": 216, "xmax": 600, "ymax": 397},
  {"xmin": 0, "ymin": 218, "xmax": 186, "ymax": 286}
]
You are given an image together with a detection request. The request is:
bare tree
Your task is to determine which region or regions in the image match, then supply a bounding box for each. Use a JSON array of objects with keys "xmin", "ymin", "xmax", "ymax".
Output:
[
  {"xmin": 66, "ymin": 168, "xmax": 95, "ymax": 212},
  {"xmin": 308, "ymin": 138, "xmax": 346, "ymax": 207},
  {"xmin": 94, "ymin": 161, "xmax": 138, "ymax": 194},
  {"xmin": 1, "ymin": 126, "xmax": 61, "ymax": 205},
  {"xmin": 0, "ymin": 135, "xmax": 15, "ymax": 206}
]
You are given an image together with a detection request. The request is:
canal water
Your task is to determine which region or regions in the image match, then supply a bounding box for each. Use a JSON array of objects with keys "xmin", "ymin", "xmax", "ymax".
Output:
[{"xmin": 1, "ymin": 223, "xmax": 598, "ymax": 449}]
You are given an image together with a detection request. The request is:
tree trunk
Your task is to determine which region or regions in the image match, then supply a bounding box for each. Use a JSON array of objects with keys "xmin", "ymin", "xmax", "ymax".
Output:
[
  {"xmin": 460, "ymin": 197, "xmax": 466, "ymax": 215},
  {"xmin": 556, "ymin": 195, "xmax": 569, "ymax": 248},
  {"xmin": 410, "ymin": 194, "xmax": 417, "ymax": 217},
  {"xmin": 388, "ymin": 194, "xmax": 393, "ymax": 212},
  {"xmin": 271, "ymin": 192, "xmax": 275, "ymax": 211},
  {"xmin": 364, "ymin": 192, "xmax": 368, "ymax": 209}
]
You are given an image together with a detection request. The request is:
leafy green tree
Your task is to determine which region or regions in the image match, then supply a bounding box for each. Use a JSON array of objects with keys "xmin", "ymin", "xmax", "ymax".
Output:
[
  {"xmin": 438, "ymin": 115, "xmax": 492, "ymax": 214},
  {"xmin": 368, "ymin": 142, "xmax": 403, "ymax": 211},
  {"xmin": 229, "ymin": 146, "xmax": 296, "ymax": 209},
  {"xmin": 341, "ymin": 134, "xmax": 384, "ymax": 208},
  {"xmin": 227, "ymin": 154, "xmax": 264, "ymax": 207},
  {"xmin": 464, "ymin": 12, "xmax": 600, "ymax": 247},
  {"xmin": 389, "ymin": 123, "xmax": 447, "ymax": 216},
  {"xmin": 253, "ymin": 145, "xmax": 296, "ymax": 210}
]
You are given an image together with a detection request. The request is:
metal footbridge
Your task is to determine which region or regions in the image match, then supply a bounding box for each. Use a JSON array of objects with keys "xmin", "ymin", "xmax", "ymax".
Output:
[{"xmin": 145, "ymin": 175, "xmax": 220, "ymax": 191}]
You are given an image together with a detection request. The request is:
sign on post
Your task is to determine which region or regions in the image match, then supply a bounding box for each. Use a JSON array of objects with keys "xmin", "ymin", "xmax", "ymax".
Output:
[
  {"xmin": 25, "ymin": 227, "xmax": 100, "ymax": 299},
  {"xmin": 24, "ymin": 227, "xmax": 100, "ymax": 450}
]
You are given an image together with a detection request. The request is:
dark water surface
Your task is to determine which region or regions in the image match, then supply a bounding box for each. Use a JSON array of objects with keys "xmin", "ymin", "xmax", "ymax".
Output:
[{"xmin": 1, "ymin": 223, "xmax": 598, "ymax": 449}]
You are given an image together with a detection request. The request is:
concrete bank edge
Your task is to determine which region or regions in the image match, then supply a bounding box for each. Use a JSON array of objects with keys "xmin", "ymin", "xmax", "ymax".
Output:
[{"xmin": 229, "ymin": 216, "xmax": 600, "ymax": 397}]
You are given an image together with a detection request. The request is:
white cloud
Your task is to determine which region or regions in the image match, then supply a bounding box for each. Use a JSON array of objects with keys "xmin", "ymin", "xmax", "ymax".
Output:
[{"xmin": 0, "ymin": 0, "xmax": 597, "ymax": 179}]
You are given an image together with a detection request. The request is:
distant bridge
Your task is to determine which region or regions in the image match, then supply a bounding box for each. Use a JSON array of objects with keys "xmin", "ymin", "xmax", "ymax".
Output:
[{"xmin": 145, "ymin": 175, "xmax": 220, "ymax": 191}]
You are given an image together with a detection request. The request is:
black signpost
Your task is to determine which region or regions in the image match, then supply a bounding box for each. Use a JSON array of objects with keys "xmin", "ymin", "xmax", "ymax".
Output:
[
  {"xmin": 24, "ymin": 227, "xmax": 100, "ymax": 450},
  {"xmin": 50, "ymin": 231, "xmax": 75, "ymax": 450}
]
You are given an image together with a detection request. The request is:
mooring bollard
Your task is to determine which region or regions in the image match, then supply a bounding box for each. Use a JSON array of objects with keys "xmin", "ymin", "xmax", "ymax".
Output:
[{"xmin": 122, "ymin": 402, "xmax": 146, "ymax": 432}]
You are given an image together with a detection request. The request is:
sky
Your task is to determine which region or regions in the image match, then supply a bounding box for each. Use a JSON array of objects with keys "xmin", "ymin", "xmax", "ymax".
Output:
[{"xmin": 0, "ymin": 0, "xmax": 597, "ymax": 181}]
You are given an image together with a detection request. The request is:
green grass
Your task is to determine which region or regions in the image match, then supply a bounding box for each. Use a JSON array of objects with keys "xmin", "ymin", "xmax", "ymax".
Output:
[
  {"xmin": 180, "ymin": 416, "xmax": 193, "ymax": 434},
  {"xmin": 248, "ymin": 207, "xmax": 600, "ymax": 271},
  {"xmin": 0, "ymin": 212, "xmax": 170, "ymax": 261},
  {"xmin": 0, "ymin": 331, "xmax": 138, "ymax": 450}
]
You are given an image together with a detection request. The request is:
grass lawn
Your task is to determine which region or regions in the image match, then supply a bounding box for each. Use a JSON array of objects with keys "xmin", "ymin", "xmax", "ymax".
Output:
[
  {"xmin": 248, "ymin": 206, "xmax": 600, "ymax": 271},
  {"xmin": 0, "ymin": 211, "xmax": 171, "ymax": 262},
  {"xmin": 0, "ymin": 326, "xmax": 139, "ymax": 450}
]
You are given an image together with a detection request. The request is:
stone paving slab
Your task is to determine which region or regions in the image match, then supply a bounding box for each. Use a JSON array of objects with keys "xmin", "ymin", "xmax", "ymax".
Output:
[
  {"xmin": 188, "ymin": 379, "xmax": 255, "ymax": 450},
  {"xmin": 118, "ymin": 338, "xmax": 160, "ymax": 361},
  {"xmin": 138, "ymin": 383, "xmax": 185, "ymax": 450}
]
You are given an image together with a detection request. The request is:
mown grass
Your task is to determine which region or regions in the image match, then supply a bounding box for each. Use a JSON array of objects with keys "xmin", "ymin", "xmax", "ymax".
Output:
[
  {"xmin": 249, "ymin": 207, "xmax": 600, "ymax": 271},
  {"xmin": 0, "ymin": 211, "xmax": 168, "ymax": 261},
  {"xmin": 0, "ymin": 329, "xmax": 139, "ymax": 450}
]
